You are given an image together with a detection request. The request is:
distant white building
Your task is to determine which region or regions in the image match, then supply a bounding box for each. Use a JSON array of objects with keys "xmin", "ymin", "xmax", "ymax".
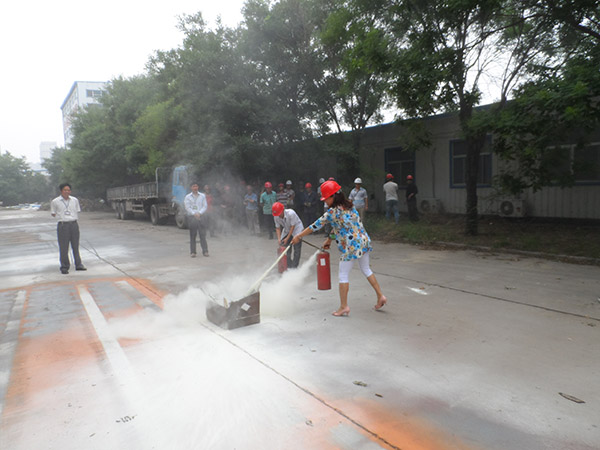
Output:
[
  {"xmin": 39, "ymin": 141, "xmax": 56, "ymax": 162},
  {"xmin": 60, "ymin": 81, "xmax": 108, "ymax": 146}
]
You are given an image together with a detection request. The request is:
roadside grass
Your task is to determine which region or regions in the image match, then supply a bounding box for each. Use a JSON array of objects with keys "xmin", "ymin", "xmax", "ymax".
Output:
[{"xmin": 363, "ymin": 213, "xmax": 600, "ymax": 261}]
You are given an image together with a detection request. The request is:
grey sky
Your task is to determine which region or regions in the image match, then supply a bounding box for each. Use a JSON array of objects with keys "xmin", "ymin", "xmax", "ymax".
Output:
[{"xmin": 0, "ymin": 1, "xmax": 243, "ymax": 165}]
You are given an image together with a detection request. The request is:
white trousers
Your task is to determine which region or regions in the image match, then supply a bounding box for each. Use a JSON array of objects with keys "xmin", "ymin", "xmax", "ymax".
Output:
[{"xmin": 338, "ymin": 252, "xmax": 373, "ymax": 283}]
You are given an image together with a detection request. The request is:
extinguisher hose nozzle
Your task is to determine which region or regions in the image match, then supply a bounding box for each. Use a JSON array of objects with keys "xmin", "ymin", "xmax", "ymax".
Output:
[{"xmin": 301, "ymin": 239, "xmax": 322, "ymax": 251}]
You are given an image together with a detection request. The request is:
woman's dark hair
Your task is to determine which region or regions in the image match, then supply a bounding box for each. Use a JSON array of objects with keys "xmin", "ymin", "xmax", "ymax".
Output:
[{"xmin": 331, "ymin": 191, "xmax": 353, "ymax": 210}]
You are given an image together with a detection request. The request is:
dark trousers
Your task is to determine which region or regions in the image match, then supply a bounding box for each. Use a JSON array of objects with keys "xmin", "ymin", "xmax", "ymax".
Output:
[
  {"xmin": 57, "ymin": 221, "xmax": 82, "ymax": 270},
  {"xmin": 407, "ymin": 198, "xmax": 419, "ymax": 221},
  {"xmin": 282, "ymin": 235, "xmax": 302, "ymax": 268},
  {"xmin": 188, "ymin": 216, "xmax": 208, "ymax": 254},
  {"xmin": 261, "ymin": 213, "xmax": 275, "ymax": 238}
]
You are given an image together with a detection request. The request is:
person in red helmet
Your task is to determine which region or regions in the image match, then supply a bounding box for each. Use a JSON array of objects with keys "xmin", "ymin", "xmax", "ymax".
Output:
[
  {"xmin": 405, "ymin": 175, "xmax": 419, "ymax": 222},
  {"xmin": 292, "ymin": 180, "xmax": 387, "ymax": 316},
  {"xmin": 260, "ymin": 181, "xmax": 277, "ymax": 239},
  {"xmin": 272, "ymin": 201, "xmax": 304, "ymax": 268},
  {"xmin": 383, "ymin": 173, "xmax": 399, "ymax": 224},
  {"xmin": 302, "ymin": 182, "xmax": 318, "ymax": 226}
]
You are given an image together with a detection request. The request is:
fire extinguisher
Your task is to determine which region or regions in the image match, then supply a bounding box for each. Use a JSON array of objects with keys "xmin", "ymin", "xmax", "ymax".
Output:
[
  {"xmin": 277, "ymin": 245, "xmax": 288, "ymax": 273},
  {"xmin": 317, "ymin": 249, "xmax": 331, "ymax": 290}
]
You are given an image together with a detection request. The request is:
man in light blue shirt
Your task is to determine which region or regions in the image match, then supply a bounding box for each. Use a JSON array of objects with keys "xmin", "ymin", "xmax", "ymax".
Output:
[
  {"xmin": 243, "ymin": 184, "xmax": 260, "ymax": 235},
  {"xmin": 349, "ymin": 177, "xmax": 368, "ymax": 221},
  {"xmin": 184, "ymin": 182, "xmax": 209, "ymax": 257}
]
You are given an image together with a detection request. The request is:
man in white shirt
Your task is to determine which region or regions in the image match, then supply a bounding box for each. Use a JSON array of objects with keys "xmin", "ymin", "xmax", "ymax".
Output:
[
  {"xmin": 272, "ymin": 202, "xmax": 304, "ymax": 268},
  {"xmin": 284, "ymin": 180, "xmax": 295, "ymax": 208},
  {"xmin": 184, "ymin": 182, "xmax": 209, "ymax": 257},
  {"xmin": 349, "ymin": 177, "xmax": 368, "ymax": 221},
  {"xmin": 383, "ymin": 173, "xmax": 399, "ymax": 224},
  {"xmin": 50, "ymin": 183, "xmax": 86, "ymax": 274}
]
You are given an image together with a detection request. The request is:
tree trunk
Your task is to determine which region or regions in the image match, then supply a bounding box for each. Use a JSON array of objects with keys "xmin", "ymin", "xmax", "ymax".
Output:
[
  {"xmin": 464, "ymin": 137, "xmax": 481, "ymax": 235},
  {"xmin": 459, "ymin": 101, "xmax": 484, "ymax": 236}
]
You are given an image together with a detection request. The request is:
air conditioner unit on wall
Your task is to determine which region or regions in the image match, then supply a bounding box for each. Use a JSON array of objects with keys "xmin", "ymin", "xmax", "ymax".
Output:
[
  {"xmin": 497, "ymin": 199, "xmax": 526, "ymax": 217},
  {"xmin": 418, "ymin": 198, "xmax": 442, "ymax": 214}
]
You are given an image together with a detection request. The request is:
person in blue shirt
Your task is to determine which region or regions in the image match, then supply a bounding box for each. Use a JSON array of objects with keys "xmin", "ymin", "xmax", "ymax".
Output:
[
  {"xmin": 292, "ymin": 180, "xmax": 387, "ymax": 316},
  {"xmin": 260, "ymin": 182, "xmax": 277, "ymax": 239},
  {"xmin": 243, "ymin": 184, "xmax": 260, "ymax": 235}
]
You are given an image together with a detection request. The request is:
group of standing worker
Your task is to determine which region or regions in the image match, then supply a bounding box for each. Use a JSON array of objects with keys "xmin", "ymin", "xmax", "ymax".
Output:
[{"xmin": 383, "ymin": 173, "xmax": 419, "ymax": 223}]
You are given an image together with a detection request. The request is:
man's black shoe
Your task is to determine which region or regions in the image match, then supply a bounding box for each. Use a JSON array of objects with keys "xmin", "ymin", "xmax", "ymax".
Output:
[
  {"xmin": 76, "ymin": 266, "xmax": 87, "ymax": 271},
  {"xmin": 60, "ymin": 269, "xmax": 69, "ymax": 274}
]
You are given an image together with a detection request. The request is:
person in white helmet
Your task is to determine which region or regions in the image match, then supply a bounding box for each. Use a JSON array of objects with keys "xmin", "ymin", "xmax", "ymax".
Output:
[
  {"xmin": 284, "ymin": 180, "xmax": 295, "ymax": 208},
  {"xmin": 348, "ymin": 177, "xmax": 368, "ymax": 221}
]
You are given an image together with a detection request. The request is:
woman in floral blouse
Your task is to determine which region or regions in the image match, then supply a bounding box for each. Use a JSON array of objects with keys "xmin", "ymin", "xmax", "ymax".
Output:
[{"xmin": 292, "ymin": 180, "xmax": 387, "ymax": 316}]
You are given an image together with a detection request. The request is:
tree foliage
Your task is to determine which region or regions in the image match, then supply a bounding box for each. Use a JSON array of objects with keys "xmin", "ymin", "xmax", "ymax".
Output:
[
  {"xmin": 54, "ymin": 0, "xmax": 598, "ymax": 223},
  {"xmin": 0, "ymin": 152, "xmax": 51, "ymax": 205}
]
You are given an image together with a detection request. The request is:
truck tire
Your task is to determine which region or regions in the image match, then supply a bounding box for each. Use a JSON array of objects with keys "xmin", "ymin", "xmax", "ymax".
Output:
[
  {"xmin": 121, "ymin": 202, "xmax": 133, "ymax": 220},
  {"xmin": 118, "ymin": 202, "xmax": 126, "ymax": 220},
  {"xmin": 150, "ymin": 204, "xmax": 161, "ymax": 225},
  {"xmin": 175, "ymin": 207, "xmax": 188, "ymax": 229}
]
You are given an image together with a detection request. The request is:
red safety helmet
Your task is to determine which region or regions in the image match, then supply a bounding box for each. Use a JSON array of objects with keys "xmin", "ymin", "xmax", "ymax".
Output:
[
  {"xmin": 320, "ymin": 180, "xmax": 341, "ymax": 201},
  {"xmin": 305, "ymin": 182, "xmax": 312, "ymax": 189},
  {"xmin": 264, "ymin": 181, "xmax": 272, "ymax": 188},
  {"xmin": 386, "ymin": 173, "xmax": 394, "ymax": 180},
  {"xmin": 272, "ymin": 202, "xmax": 285, "ymax": 216},
  {"xmin": 406, "ymin": 175, "xmax": 413, "ymax": 180}
]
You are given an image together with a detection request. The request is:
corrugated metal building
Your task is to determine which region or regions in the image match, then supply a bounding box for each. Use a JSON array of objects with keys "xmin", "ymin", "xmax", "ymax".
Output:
[{"xmin": 358, "ymin": 111, "xmax": 600, "ymax": 219}]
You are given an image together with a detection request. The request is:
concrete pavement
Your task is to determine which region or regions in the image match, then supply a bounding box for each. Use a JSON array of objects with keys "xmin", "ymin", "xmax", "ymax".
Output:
[{"xmin": 0, "ymin": 209, "xmax": 598, "ymax": 449}]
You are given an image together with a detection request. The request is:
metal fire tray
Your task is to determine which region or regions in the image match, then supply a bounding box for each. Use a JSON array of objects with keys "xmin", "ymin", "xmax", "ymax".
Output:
[{"xmin": 205, "ymin": 291, "xmax": 260, "ymax": 330}]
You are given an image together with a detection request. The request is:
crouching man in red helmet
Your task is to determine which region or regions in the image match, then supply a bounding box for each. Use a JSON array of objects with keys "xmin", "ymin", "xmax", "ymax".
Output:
[
  {"xmin": 292, "ymin": 180, "xmax": 387, "ymax": 316},
  {"xmin": 272, "ymin": 202, "xmax": 304, "ymax": 268}
]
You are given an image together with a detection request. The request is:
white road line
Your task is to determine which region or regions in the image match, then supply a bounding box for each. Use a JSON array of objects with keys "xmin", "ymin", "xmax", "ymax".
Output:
[
  {"xmin": 77, "ymin": 285, "xmax": 137, "ymax": 375},
  {"xmin": 0, "ymin": 290, "xmax": 26, "ymax": 416},
  {"xmin": 76, "ymin": 284, "xmax": 155, "ymax": 449},
  {"xmin": 408, "ymin": 286, "xmax": 428, "ymax": 295}
]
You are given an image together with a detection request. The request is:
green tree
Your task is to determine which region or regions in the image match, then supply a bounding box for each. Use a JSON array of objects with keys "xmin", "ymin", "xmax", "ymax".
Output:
[
  {"xmin": 42, "ymin": 147, "xmax": 68, "ymax": 189},
  {"xmin": 0, "ymin": 152, "xmax": 50, "ymax": 205},
  {"xmin": 102, "ymin": 75, "xmax": 172, "ymax": 178},
  {"xmin": 484, "ymin": 0, "xmax": 600, "ymax": 193},
  {"xmin": 242, "ymin": 0, "xmax": 392, "ymax": 180},
  {"xmin": 64, "ymin": 106, "xmax": 130, "ymax": 198},
  {"xmin": 350, "ymin": 0, "xmax": 563, "ymax": 234}
]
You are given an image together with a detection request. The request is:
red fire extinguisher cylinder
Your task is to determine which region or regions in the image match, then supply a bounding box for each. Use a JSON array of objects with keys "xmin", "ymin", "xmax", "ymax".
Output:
[
  {"xmin": 317, "ymin": 250, "xmax": 331, "ymax": 290},
  {"xmin": 277, "ymin": 245, "xmax": 288, "ymax": 273}
]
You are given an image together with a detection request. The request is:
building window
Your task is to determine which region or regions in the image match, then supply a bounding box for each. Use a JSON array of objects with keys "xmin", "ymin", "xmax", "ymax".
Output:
[
  {"xmin": 574, "ymin": 143, "xmax": 600, "ymax": 183},
  {"xmin": 450, "ymin": 137, "xmax": 492, "ymax": 187},
  {"xmin": 544, "ymin": 142, "xmax": 600, "ymax": 184},
  {"xmin": 86, "ymin": 89, "xmax": 103, "ymax": 99},
  {"xmin": 384, "ymin": 147, "xmax": 415, "ymax": 187}
]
